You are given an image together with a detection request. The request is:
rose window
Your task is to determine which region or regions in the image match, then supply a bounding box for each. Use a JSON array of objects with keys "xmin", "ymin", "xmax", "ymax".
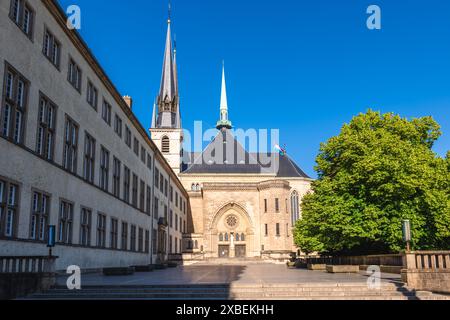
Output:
[{"xmin": 226, "ymin": 215, "xmax": 239, "ymax": 229}]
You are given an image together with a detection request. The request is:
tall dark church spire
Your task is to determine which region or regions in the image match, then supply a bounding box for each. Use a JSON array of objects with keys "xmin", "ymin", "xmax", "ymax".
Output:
[{"xmin": 152, "ymin": 1, "xmax": 180, "ymax": 129}]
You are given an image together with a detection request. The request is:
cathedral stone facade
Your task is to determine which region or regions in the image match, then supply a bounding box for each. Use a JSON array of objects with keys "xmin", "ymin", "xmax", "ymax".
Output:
[{"xmin": 150, "ymin": 17, "xmax": 313, "ymax": 262}]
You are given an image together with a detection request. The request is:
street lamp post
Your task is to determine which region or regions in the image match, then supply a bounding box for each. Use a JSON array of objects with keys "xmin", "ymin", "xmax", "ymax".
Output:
[
  {"xmin": 402, "ymin": 220, "xmax": 412, "ymax": 253},
  {"xmin": 47, "ymin": 225, "xmax": 56, "ymax": 257}
]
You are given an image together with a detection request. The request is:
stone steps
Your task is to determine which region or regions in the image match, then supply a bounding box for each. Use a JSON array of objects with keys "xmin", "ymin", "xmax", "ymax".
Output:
[{"xmin": 22, "ymin": 283, "xmax": 450, "ymax": 300}]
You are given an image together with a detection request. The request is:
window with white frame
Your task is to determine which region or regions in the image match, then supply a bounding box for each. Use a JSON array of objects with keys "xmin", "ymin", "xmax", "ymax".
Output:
[
  {"xmin": 83, "ymin": 133, "xmax": 96, "ymax": 183},
  {"xmin": 147, "ymin": 153, "xmax": 152, "ymax": 170},
  {"xmin": 10, "ymin": 0, "xmax": 34, "ymax": 38},
  {"xmin": 99, "ymin": 146, "xmax": 110, "ymax": 191},
  {"xmin": 68, "ymin": 59, "xmax": 82, "ymax": 91},
  {"xmin": 146, "ymin": 186, "xmax": 151, "ymax": 215},
  {"xmin": 112, "ymin": 157, "xmax": 121, "ymax": 198},
  {"xmin": 133, "ymin": 137, "xmax": 139, "ymax": 157},
  {"xmin": 130, "ymin": 225, "xmax": 136, "ymax": 251},
  {"xmin": 145, "ymin": 230, "xmax": 150, "ymax": 253},
  {"xmin": 131, "ymin": 174, "xmax": 138, "ymax": 207},
  {"xmin": 140, "ymin": 146, "xmax": 146, "ymax": 163},
  {"xmin": 114, "ymin": 114, "xmax": 122, "ymax": 137},
  {"xmin": 63, "ymin": 116, "xmax": 78, "ymax": 173},
  {"xmin": 96, "ymin": 213, "xmax": 107, "ymax": 248},
  {"xmin": 58, "ymin": 200, "xmax": 73, "ymax": 244},
  {"xmin": 0, "ymin": 179, "xmax": 19, "ymax": 238},
  {"xmin": 121, "ymin": 221, "xmax": 128, "ymax": 250},
  {"xmin": 138, "ymin": 227, "xmax": 144, "ymax": 252},
  {"xmin": 80, "ymin": 208, "xmax": 91, "ymax": 247},
  {"xmin": 123, "ymin": 166, "xmax": 130, "ymax": 203},
  {"xmin": 86, "ymin": 81, "xmax": 98, "ymax": 109},
  {"xmin": 125, "ymin": 126, "xmax": 131, "ymax": 148},
  {"xmin": 101, "ymin": 100, "xmax": 111, "ymax": 125},
  {"xmin": 43, "ymin": 28, "xmax": 61, "ymax": 68},
  {"xmin": 36, "ymin": 94, "xmax": 57, "ymax": 161},
  {"xmin": 139, "ymin": 180, "xmax": 145, "ymax": 211},
  {"xmin": 1, "ymin": 64, "xmax": 29, "ymax": 144},
  {"xmin": 110, "ymin": 218, "xmax": 118, "ymax": 249},
  {"xmin": 30, "ymin": 191, "xmax": 50, "ymax": 241}
]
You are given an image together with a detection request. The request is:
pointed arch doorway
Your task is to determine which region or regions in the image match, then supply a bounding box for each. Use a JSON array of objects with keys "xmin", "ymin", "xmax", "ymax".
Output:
[{"xmin": 210, "ymin": 203, "xmax": 254, "ymax": 259}]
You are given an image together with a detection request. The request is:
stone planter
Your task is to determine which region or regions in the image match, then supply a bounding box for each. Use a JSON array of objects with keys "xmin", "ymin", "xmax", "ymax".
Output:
[
  {"xmin": 103, "ymin": 267, "xmax": 135, "ymax": 276},
  {"xmin": 326, "ymin": 265, "xmax": 360, "ymax": 273},
  {"xmin": 307, "ymin": 264, "xmax": 327, "ymax": 271}
]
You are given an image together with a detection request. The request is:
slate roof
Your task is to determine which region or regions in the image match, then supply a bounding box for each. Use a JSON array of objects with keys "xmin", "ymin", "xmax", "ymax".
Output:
[{"xmin": 181, "ymin": 129, "xmax": 310, "ymax": 179}]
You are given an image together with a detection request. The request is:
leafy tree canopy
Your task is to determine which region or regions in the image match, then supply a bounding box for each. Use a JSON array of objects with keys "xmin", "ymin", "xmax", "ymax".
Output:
[{"xmin": 294, "ymin": 110, "xmax": 450, "ymax": 255}]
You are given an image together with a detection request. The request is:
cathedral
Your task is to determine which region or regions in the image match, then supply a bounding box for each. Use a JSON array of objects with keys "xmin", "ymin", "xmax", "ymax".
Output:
[{"xmin": 150, "ymin": 14, "xmax": 313, "ymax": 262}]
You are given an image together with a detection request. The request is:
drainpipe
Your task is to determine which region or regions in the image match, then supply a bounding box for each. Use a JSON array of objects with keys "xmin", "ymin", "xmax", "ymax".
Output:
[
  {"xmin": 167, "ymin": 175, "xmax": 171, "ymax": 263},
  {"xmin": 150, "ymin": 155, "xmax": 156, "ymax": 266}
]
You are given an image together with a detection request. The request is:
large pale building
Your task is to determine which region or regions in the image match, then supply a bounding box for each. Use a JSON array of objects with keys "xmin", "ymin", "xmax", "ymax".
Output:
[
  {"xmin": 0, "ymin": 0, "xmax": 188, "ymax": 270},
  {"xmin": 150, "ymin": 17, "xmax": 313, "ymax": 262}
]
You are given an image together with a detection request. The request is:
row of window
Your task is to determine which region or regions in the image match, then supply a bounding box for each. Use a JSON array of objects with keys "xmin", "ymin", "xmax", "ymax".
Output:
[
  {"xmin": 0, "ymin": 65, "xmax": 152, "ymax": 216},
  {"xmin": 263, "ymin": 198, "xmax": 286, "ymax": 213},
  {"xmin": 186, "ymin": 239, "xmax": 199, "ymax": 250},
  {"xmin": 263, "ymin": 194, "xmax": 301, "ymax": 218},
  {"xmin": 154, "ymin": 167, "xmax": 187, "ymax": 214},
  {"xmin": 154, "ymin": 199, "xmax": 187, "ymax": 233},
  {"xmin": 218, "ymin": 233, "xmax": 246, "ymax": 242},
  {"xmin": 168, "ymin": 235, "xmax": 183, "ymax": 255},
  {"xmin": 8, "ymin": 0, "xmax": 155, "ymax": 174},
  {"xmin": 0, "ymin": 60, "xmax": 188, "ymax": 218},
  {"xmin": 264, "ymin": 223, "xmax": 289, "ymax": 238},
  {"xmin": 4, "ymin": 0, "xmax": 188, "ymax": 228},
  {"xmin": 0, "ymin": 178, "xmax": 152, "ymax": 252}
]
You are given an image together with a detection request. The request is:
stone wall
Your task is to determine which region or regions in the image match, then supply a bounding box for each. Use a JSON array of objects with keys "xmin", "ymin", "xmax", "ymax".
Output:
[
  {"xmin": 402, "ymin": 251, "xmax": 450, "ymax": 294},
  {"xmin": 0, "ymin": 273, "xmax": 56, "ymax": 300},
  {"xmin": 402, "ymin": 269, "xmax": 450, "ymax": 294}
]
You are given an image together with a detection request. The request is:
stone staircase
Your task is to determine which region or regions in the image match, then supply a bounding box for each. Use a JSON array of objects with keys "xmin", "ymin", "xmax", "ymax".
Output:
[{"xmin": 21, "ymin": 283, "xmax": 450, "ymax": 300}]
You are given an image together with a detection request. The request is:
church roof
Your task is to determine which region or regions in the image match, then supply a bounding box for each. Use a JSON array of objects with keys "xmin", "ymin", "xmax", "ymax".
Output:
[{"xmin": 181, "ymin": 129, "xmax": 310, "ymax": 179}]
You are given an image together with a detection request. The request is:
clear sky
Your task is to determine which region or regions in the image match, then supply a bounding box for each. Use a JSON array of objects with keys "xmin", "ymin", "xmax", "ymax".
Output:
[{"xmin": 58, "ymin": 0, "xmax": 450, "ymax": 178}]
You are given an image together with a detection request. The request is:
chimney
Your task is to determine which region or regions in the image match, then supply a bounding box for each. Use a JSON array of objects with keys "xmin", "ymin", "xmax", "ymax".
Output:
[{"xmin": 123, "ymin": 95, "xmax": 133, "ymax": 109}]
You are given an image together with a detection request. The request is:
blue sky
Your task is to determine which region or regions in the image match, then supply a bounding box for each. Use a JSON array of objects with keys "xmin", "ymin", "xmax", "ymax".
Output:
[{"xmin": 58, "ymin": 0, "xmax": 450, "ymax": 178}]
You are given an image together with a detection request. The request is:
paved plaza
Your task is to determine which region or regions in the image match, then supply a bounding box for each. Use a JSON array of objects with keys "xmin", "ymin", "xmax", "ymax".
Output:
[{"xmin": 57, "ymin": 263, "xmax": 403, "ymax": 287}]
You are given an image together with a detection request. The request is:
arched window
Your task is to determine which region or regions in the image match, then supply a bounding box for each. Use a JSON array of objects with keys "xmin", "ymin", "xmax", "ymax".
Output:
[
  {"xmin": 241, "ymin": 233, "xmax": 245, "ymax": 241},
  {"xmin": 161, "ymin": 136, "xmax": 170, "ymax": 154},
  {"xmin": 219, "ymin": 233, "xmax": 223, "ymax": 242},
  {"xmin": 291, "ymin": 191, "xmax": 300, "ymax": 225},
  {"xmin": 235, "ymin": 233, "xmax": 240, "ymax": 241},
  {"xmin": 224, "ymin": 233, "xmax": 229, "ymax": 242},
  {"xmin": 194, "ymin": 240, "xmax": 198, "ymax": 249}
]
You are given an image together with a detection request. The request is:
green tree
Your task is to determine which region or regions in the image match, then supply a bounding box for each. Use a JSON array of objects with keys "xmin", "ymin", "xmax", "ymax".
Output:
[{"xmin": 294, "ymin": 110, "xmax": 450, "ymax": 255}]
